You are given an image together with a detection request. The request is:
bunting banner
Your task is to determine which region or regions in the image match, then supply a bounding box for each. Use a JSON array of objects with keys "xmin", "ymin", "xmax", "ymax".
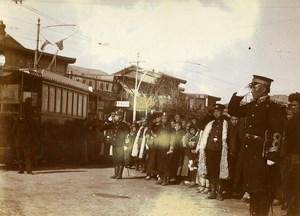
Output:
[
  {"xmin": 40, "ymin": 40, "xmax": 51, "ymax": 51},
  {"xmin": 55, "ymin": 40, "xmax": 64, "ymax": 50}
]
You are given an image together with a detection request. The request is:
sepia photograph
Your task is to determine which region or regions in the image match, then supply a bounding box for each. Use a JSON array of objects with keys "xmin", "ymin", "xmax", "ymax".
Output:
[{"xmin": 0, "ymin": 0, "xmax": 300, "ymax": 215}]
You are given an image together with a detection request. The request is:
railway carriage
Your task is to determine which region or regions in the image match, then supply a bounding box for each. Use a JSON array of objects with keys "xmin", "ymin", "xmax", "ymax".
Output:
[{"xmin": 0, "ymin": 68, "xmax": 91, "ymax": 167}]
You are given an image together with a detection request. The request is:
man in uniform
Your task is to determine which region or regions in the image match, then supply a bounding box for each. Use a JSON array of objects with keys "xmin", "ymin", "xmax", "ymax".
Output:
[
  {"xmin": 285, "ymin": 93, "xmax": 300, "ymax": 215},
  {"xmin": 154, "ymin": 112, "xmax": 172, "ymax": 186},
  {"xmin": 12, "ymin": 98, "xmax": 35, "ymax": 174},
  {"xmin": 198, "ymin": 103, "xmax": 230, "ymax": 201},
  {"xmin": 228, "ymin": 75, "xmax": 285, "ymax": 215},
  {"xmin": 107, "ymin": 110, "xmax": 130, "ymax": 179}
]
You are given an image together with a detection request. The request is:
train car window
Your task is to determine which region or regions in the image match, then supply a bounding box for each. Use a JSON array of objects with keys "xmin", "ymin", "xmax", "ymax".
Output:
[
  {"xmin": 108, "ymin": 83, "xmax": 113, "ymax": 92},
  {"xmin": 78, "ymin": 94, "xmax": 82, "ymax": 117},
  {"xmin": 73, "ymin": 92, "xmax": 78, "ymax": 116},
  {"xmin": 31, "ymin": 92, "xmax": 38, "ymax": 107},
  {"xmin": 99, "ymin": 81, "xmax": 104, "ymax": 90},
  {"xmin": 55, "ymin": 88, "xmax": 61, "ymax": 114},
  {"xmin": 61, "ymin": 89, "xmax": 67, "ymax": 115},
  {"xmin": 42, "ymin": 84, "xmax": 48, "ymax": 112},
  {"xmin": 67, "ymin": 91, "xmax": 73, "ymax": 116},
  {"xmin": 83, "ymin": 95, "xmax": 87, "ymax": 118},
  {"xmin": 49, "ymin": 86, "xmax": 55, "ymax": 113}
]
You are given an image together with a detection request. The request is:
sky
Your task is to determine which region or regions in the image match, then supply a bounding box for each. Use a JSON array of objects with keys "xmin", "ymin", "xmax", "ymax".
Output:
[{"xmin": 1, "ymin": 0, "xmax": 300, "ymax": 103}]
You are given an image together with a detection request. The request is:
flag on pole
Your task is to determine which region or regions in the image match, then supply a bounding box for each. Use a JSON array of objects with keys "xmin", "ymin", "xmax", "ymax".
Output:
[
  {"xmin": 40, "ymin": 40, "xmax": 51, "ymax": 51},
  {"xmin": 55, "ymin": 40, "xmax": 64, "ymax": 50}
]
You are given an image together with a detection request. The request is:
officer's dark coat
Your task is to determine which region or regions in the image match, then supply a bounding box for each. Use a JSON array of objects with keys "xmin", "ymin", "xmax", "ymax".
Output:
[
  {"xmin": 154, "ymin": 124, "xmax": 172, "ymax": 173},
  {"xmin": 228, "ymin": 93, "xmax": 285, "ymax": 193},
  {"xmin": 169, "ymin": 127, "xmax": 186, "ymax": 176},
  {"xmin": 108, "ymin": 121, "xmax": 130, "ymax": 164},
  {"xmin": 286, "ymin": 112, "xmax": 300, "ymax": 155}
]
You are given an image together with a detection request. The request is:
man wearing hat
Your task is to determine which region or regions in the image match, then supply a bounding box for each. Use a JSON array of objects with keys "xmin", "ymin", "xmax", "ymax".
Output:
[
  {"xmin": 198, "ymin": 103, "xmax": 230, "ymax": 201},
  {"xmin": 131, "ymin": 117, "xmax": 149, "ymax": 172},
  {"xmin": 107, "ymin": 110, "xmax": 130, "ymax": 179},
  {"xmin": 285, "ymin": 92, "xmax": 300, "ymax": 215},
  {"xmin": 153, "ymin": 112, "xmax": 173, "ymax": 185},
  {"xmin": 228, "ymin": 75, "xmax": 286, "ymax": 215}
]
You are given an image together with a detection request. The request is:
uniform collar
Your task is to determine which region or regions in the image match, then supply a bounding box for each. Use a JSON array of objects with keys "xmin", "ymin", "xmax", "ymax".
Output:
[{"xmin": 252, "ymin": 95, "xmax": 270, "ymax": 104}]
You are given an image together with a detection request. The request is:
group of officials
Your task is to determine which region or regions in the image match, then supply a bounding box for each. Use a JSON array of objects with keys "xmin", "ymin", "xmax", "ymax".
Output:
[{"xmin": 106, "ymin": 75, "xmax": 300, "ymax": 216}]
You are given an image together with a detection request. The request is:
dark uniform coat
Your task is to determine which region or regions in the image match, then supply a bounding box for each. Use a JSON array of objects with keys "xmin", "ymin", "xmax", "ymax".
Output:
[
  {"xmin": 169, "ymin": 127, "xmax": 185, "ymax": 177},
  {"xmin": 228, "ymin": 93, "xmax": 285, "ymax": 193},
  {"xmin": 228, "ymin": 122, "xmax": 245, "ymax": 189},
  {"xmin": 154, "ymin": 124, "xmax": 172, "ymax": 174},
  {"xmin": 285, "ymin": 112, "xmax": 300, "ymax": 215},
  {"xmin": 109, "ymin": 121, "xmax": 130, "ymax": 164}
]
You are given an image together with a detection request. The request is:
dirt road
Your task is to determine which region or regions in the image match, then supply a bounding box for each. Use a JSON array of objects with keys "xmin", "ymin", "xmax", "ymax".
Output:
[{"xmin": 0, "ymin": 167, "xmax": 284, "ymax": 216}]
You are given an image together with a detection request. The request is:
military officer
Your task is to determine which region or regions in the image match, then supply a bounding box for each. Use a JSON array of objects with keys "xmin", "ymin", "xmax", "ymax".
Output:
[
  {"xmin": 107, "ymin": 110, "xmax": 130, "ymax": 179},
  {"xmin": 228, "ymin": 75, "xmax": 286, "ymax": 215}
]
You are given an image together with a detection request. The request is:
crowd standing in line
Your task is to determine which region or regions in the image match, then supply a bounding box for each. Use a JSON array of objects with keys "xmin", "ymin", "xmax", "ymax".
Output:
[
  {"xmin": 11, "ymin": 75, "xmax": 300, "ymax": 216},
  {"xmin": 103, "ymin": 75, "xmax": 299, "ymax": 216}
]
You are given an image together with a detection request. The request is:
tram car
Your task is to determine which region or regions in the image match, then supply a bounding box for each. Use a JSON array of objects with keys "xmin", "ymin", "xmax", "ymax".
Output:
[{"xmin": 0, "ymin": 68, "xmax": 93, "ymax": 168}]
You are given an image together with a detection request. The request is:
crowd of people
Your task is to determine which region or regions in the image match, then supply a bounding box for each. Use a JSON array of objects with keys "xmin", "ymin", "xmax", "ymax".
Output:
[
  {"xmin": 104, "ymin": 75, "xmax": 300, "ymax": 216},
  {"xmin": 11, "ymin": 74, "xmax": 299, "ymax": 216}
]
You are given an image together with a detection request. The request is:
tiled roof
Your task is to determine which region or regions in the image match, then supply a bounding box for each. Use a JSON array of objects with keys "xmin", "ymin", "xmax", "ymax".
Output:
[{"xmin": 19, "ymin": 68, "xmax": 90, "ymax": 92}]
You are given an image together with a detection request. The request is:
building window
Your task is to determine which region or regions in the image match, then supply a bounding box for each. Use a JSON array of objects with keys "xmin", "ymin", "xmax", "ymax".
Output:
[
  {"xmin": 83, "ymin": 95, "xmax": 87, "ymax": 118},
  {"xmin": 78, "ymin": 94, "xmax": 82, "ymax": 117},
  {"xmin": 49, "ymin": 86, "xmax": 55, "ymax": 112},
  {"xmin": 42, "ymin": 84, "xmax": 48, "ymax": 111},
  {"xmin": 55, "ymin": 88, "xmax": 61, "ymax": 114},
  {"xmin": 61, "ymin": 89, "xmax": 67, "ymax": 115},
  {"xmin": 73, "ymin": 92, "xmax": 78, "ymax": 116},
  {"xmin": 67, "ymin": 91, "xmax": 73, "ymax": 115}
]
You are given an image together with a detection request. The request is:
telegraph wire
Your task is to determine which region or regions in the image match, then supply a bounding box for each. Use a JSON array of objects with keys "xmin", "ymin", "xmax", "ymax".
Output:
[
  {"xmin": 20, "ymin": 3, "xmax": 97, "ymax": 42},
  {"xmin": 10, "ymin": 0, "xmax": 300, "ymax": 88}
]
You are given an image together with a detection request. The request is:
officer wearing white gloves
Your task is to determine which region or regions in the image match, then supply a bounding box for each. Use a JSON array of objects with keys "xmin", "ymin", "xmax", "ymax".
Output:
[{"xmin": 228, "ymin": 75, "xmax": 286, "ymax": 216}]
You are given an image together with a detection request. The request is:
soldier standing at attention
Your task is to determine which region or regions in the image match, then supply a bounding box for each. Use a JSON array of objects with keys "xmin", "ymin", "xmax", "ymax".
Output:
[
  {"xmin": 107, "ymin": 110, "xmax": 130, "ymax": 179},
  {"xmin": 198, "ymin": 104, "xmax": 230, "ymax": 201},
  {"xmin": 228, "ymin": 75, "xmax": 286, "ymax": 216}
]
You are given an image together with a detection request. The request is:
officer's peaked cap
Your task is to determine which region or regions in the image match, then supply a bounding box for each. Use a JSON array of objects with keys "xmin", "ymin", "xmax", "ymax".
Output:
[
  {"xmin": 251, "ymin": 75, "xmax": 273, "ymax": 87},
  {"xmin": 288, "ymin": 92, "xmax": 300, "ymax": 103},
  {"xmin": 212, "ymin": 103, "xmax": 225, "ymax": 111}
]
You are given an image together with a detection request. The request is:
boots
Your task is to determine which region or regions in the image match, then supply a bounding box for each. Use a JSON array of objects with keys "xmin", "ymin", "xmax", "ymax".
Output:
[
  {"xmin": 216, "ymin": 182, "xmax": 224, "ymax": 201},
  {"xmin": 155, "ymin": 175, "xmax": 163, "ymax": 184},
  {"xmin": 110, "ymin": 166, "xmax": 119, "ymax": 178},
  {"xmin": 135, "ymin": 159, "xmax": 140, "ymax": 171},
  {"xmin": 161, "ymin": 174, "xmax": 169, "ymax": 186},
  {"xmin": 116, "ymin": 166, "xmax": 124, "ymax": 179},
  {"xmin": 206, "ymin": 184, "xmax": 217, "ymax": 199}
]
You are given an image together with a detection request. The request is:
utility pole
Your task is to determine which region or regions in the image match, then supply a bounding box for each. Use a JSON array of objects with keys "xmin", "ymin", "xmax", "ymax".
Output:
[
  {"xmin": 33, "ymin": 18, "xmax": 40, "ymax": 70},
  {"xmin": 130, "ymin": 52, "xmax": 144, "ymax": 122}
]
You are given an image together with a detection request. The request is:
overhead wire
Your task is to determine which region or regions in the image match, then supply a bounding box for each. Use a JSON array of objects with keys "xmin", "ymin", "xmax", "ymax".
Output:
[{"xmin": 11, "ymin": 0, "xmax": 300, "ymax": 89}]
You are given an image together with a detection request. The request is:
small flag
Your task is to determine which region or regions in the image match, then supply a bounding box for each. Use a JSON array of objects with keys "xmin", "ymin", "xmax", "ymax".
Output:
[
  {"xmin": 55, "ymin": 40, "xmax": 64, "ymax": 50},
  {"xmin": 40, "ymin": 40, "xmax": 51, "ymax": 51}
]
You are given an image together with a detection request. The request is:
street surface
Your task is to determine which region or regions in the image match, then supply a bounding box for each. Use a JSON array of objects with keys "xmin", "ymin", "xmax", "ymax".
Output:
[{"xmin": 0, "ymin": 166, "xmax": 284, "ymax": 216}]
